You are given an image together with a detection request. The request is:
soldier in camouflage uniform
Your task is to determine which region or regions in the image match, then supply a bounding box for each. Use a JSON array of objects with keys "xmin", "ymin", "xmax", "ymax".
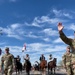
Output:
[
  {"xmin": 58, "ymin": 23, "xmax": 75, "ymax": 75},
  {"xmin": 58, "ymin": 23, "xmax": 75, "ymax": 53},
  {"xmin": 62, "ymin": 46, "xmax": 73, "ymax": 75},
  {"xmin": 0, "ymin": 47, "xmax": 15, "ymax": 75}
]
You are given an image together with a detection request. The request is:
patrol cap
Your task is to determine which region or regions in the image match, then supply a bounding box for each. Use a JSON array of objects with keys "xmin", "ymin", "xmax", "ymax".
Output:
[{"xmin": 5, "ymin": 47, "xmax": 9, "ymax": 51}]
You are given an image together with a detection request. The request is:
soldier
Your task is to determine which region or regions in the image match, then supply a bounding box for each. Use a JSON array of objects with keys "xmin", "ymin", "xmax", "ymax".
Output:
[
  {"xmin": 58, "ymin": 23, "xmax": 75, "ymax": 74},
  {"xmin": 62, "ymin": 46, "xmax": 73, "ymax": 75},
  {"xmin": 0, "ymin": 47, "xmax": 15, "ymax": 75},
  {"xmin": 58, "ymin": 22, "xmax": 75, "ymax": 53},
  {"xmin": 1, "ymin": 57, "xmax": 4, "ymax": 74},
  {"xmin": 71, "ymin": 53, "xmax": 75, "ymax": 75}
]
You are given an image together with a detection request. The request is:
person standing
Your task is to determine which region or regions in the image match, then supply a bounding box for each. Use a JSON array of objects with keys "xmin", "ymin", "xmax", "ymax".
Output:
[
  {"xmin": 58, "ymin": 23, "xmax": 75, "ymax": 74},
  {"xmin": 0, "ymin": 47, "xmax": 15, "ymax": 75},
  {"xmin": 62, "ymin": 46, "xmax": 73, "ymax": 75},
  {"xmin": 1, "ymin": 57, "xmax": 4, "ymax": 75}
]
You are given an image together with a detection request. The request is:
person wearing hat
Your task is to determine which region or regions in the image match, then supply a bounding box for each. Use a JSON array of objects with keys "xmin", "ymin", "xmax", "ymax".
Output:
[
  {"xmin": 62, "ymin": 46, "xmax": 73, "ymax": 75},
  {"xmin": 49, "ymin": 54, "xmax": 54, "ymax": 62},
  {"xmin": 24, "ymin": 54, "xmax": 30, "ymax": 61},
  {"xmin": 58, "ymin": 22, "xmax": 75, "ymax": 74},
  {"xmin": 0, "ymin": 47, "xmax": 15, "ymax": 75}
]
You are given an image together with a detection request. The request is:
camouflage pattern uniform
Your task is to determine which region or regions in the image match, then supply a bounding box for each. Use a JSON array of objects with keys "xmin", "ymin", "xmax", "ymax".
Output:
[
  {"xmin": 59, "ymin": 31, "xmax": 75, "ymax": 74},
  {"xmin": 71, "ymin": 53, "xmax": 75, "ymax": 74},
  {"xmin": 1, "ymin": 53, "xmax": 15, "ymax": 75},
  {"xmin": 59, "ymin": 31, "xmax": 75, "ymax": 53},
  {"xmin": 62, "ymin": 52, "xmax": 73, "ymax": 75}
]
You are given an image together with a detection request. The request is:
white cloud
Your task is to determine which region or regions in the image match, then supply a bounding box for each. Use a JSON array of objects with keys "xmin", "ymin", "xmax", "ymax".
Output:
[
  {"xmin": 0, "ymin": 23, "xmax": 24, "ymax": 40},
  {"xmin": 53, "ymin": 38, "xmax": 63, "ymax": 43},
  {"xmin": 43, "ymin": 38, "xmax": 50, "ymax": 42},
  {"xmin": 33, "ymin": 16, "xmax": 64, "ymax": 25},
  {"xmin": 31, "ymin": 22, "xmax": 41, "ymax": 27},
  {"xmin": 10, "ymin": 23, "xmax": 22, "ymax": 29},
  {"xmin": 53, "ymin": 9, "xmax": 62, "ymax": 16},
  {"xmin": 69, "ymin": 23, "xmax": 75, "ymax": 30},
  {"xmin": 44, "ymin": 45, "xmax": 66, "ymax": 53},
  {"xmin": 7, "ymin": 34, "xmax": 23, "ymax": 40},
  {"xmin": 25, "ymin": 15, "xmax": 65, "ymax": 29},
  {"xmin": 42, "ymin": 28, "xmax": 58, "ymax": 36},
  {"xmin": 52, "ymin": 9, "xmax": 73, "ymax": 19},
  {"xmin": 63, "ymin": 13, "xmax": 73, "ymax": 19}
]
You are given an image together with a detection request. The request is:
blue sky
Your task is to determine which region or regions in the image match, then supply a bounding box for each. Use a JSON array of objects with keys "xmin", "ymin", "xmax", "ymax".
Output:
[{"xmin": 0, "ymin": 0, "xmax": 75, "ymax": 65}]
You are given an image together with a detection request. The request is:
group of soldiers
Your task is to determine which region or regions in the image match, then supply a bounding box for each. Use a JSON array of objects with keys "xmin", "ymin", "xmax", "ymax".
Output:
[{"xmin": 58, "ymin": 23, "xmax": 75, "ymax": 75}]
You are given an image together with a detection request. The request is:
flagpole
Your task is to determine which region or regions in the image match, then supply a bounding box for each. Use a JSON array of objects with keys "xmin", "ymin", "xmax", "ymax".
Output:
[{"xmin": 22, "ymin": 43, "xmax": 26, "ymax": 66}]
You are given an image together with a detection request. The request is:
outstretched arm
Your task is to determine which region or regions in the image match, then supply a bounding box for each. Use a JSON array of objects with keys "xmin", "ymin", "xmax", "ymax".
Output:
[{"xmin": 58, "ymin": 23, "xmax": 72, "ymax": 45}]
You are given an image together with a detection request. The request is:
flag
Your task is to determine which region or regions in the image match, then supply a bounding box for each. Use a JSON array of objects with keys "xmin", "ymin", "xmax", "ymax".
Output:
[
  {"xmin": 22, "ymin": 43, "xmax": 26, "ymax": 52},
  {"xmin": 0, "ymin": 48, "xmax": 2, "ymax": 55}
]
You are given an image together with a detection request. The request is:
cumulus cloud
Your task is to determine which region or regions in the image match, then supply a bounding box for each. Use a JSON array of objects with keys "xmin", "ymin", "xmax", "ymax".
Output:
[
  {"xmin": 43, "ymin": 38, "xmax": 50, "ymax": 42},
  {"xmin": 52, "ymin": 9, "xmax": 73, "ymax": 19},
  {"xmin": 53, "ymin": 38, "xmax": 63, "ymax": 43},
  {"xmin": 42, "ymin": 28, "xmax": 58, "ymax": 36},
  {"xmin": 0, "ymin": 23, "xmax": 24, "ymax": 40},
  {"xmin": 68, "ymin": 23, "xmax": 75, "ymax": 30},
  {"xmin": 33, "ymin": 16, "xmax": 65, "ymax": 25}
]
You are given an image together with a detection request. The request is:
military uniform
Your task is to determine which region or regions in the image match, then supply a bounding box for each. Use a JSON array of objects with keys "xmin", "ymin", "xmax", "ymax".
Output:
[
  {"xmin": 59, "ymin": 31, "xmax": 75, "ymax": 53},
  {"xmin": 71, "ymin": 53, "xmax": 75, "ymax": 74},
  {"xmin": 1, "ymin": 53, "xmax": 15, "ymax": 75},
  {"xmin": 62, "ymin": 52, "xmax": 73, "ymax": 75},
  {"xmin": 59, "ymin": 31, "xmax": 75, "ymax": 74}
]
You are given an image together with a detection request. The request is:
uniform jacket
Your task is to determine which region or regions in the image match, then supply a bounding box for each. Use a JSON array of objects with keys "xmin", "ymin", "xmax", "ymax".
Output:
[{"xmin": 1, "ymin": 53, "xmax": 15, "ymax": 70}]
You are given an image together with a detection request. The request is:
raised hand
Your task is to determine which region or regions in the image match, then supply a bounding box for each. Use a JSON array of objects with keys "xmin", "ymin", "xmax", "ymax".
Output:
[{"xmin": 58, "ymin": 23, "xmax": 64, "ymax": 31}]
